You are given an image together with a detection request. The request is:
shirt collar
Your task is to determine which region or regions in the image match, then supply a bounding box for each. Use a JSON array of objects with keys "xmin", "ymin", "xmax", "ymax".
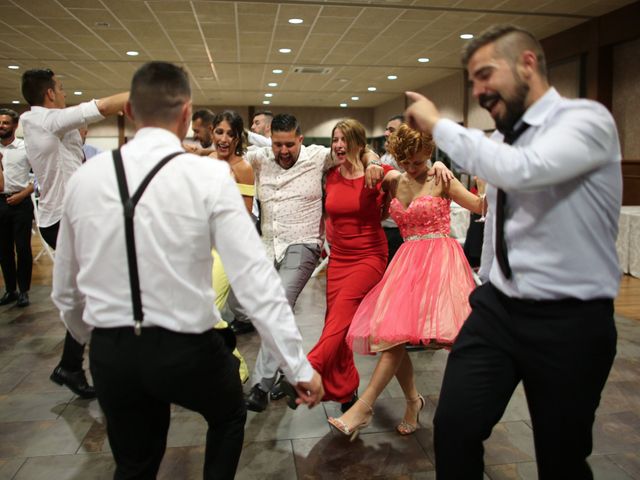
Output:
[
  {"xmin": 522, "ymin": 87, "xmax": 560, "ymax": 128},
  {"xmin": 133, "ymin": 127, "xmax": 183, "ymax": 149}
]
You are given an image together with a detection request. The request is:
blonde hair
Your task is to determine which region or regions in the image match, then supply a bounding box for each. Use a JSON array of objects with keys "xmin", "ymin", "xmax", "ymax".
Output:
[
  {"xmin": 332, "ymin": 118, "xmax": 367, "ymax": 169},
  {"xmin": 387, "ymin": 124, "xmax": 434, "ymax": 163}
]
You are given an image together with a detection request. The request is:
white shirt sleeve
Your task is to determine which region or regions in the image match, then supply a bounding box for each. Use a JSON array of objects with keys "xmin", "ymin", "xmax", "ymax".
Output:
[
  {"xmin": 433, "ymin": 105, "xmax": 619, "ymax": 192},
  {"xmin": 51, "ymin": 181, "xmax": 90, "ymax": 344},
  {"xmin": 40, "ymin": 100, "xmax": 105, "ymax": 137},
  {"xmin": 247, "ymin": 131, "xmax": 272, "ymax": 147},
  {"xmin": 209, "ymin": 175, "xmax": 314, "ymax": 383}
]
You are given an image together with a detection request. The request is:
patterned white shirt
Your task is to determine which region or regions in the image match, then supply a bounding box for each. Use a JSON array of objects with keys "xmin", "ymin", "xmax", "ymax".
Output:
[{"xmin": 246, "ymin": 144, "xmax": 334, "ymax": 262}]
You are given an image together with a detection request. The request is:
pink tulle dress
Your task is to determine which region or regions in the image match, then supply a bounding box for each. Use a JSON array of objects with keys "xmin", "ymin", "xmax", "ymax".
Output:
[{"xmin": 347, "ymin": 195, "xmax": 476, "ymax": 354}]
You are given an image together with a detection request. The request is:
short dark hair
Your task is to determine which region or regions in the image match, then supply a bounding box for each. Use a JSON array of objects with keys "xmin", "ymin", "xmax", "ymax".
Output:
[
  {"xmin": 461, "ymin": 24, "xmax": 547, "ymax": 78},
  {"xmin": 388, "ymin": 114, "xmax": 405, "ymax": 123},
  {"xmin": 0, "ymin": 108, "xmax": 19, "ymax": 123},
  {"xmin": 213, "ymin": 110, "xmax": 245, "ymax": 155},
  {"xmin": 130, "ymin": 62, "xmax": 191, "ymax": 124},
  {"xmin": 192, "ymin": 109, "xmax": 215, "ymax": 125},
  {"xmin": 253, "ymin": 110, "xmax": 273, "ymax": 122},
  {"xmin": 21, "ymin": 69, "xmax": 55, "ymax": 106},
  {"xmin": 271, "ymin": 113, "xmax": 301, "ymax": 135}
]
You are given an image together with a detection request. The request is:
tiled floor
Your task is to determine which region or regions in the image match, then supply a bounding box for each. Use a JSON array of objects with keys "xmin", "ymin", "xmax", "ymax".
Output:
[{"xmin": 1, "ymin": 277, "xmax": 639, "ymax": 479}]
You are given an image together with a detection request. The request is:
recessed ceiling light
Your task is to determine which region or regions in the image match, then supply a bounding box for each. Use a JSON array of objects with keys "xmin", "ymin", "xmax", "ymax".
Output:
[
  {"xmin": 288, "ymin": 18, "xmax": 303, "ymax": 24},
  {"xmin": 263, "ymin": 100, "xmax": 271, "ymax": 105},
  {"xmin": 367, "ymin": 86, "xmax": 377, "ymax": 92},
  {"xmin": 418, "ymin": 57, "xmax": 430, "ymax": 63},
  {"xmin": 278, "ymin": 48, "xmax": 291, "ymax": 53},
  {"xmin": 74, "ymin": 91, "xmax": 83, "ymax": 95},
  {"xmin": 126, "ymin": 50, "xmax": 139, "ymax": 56},
  {"xmin": 94, "ymin": 21, "xmax": 110, "ymax": 28},
  {"xmin": 265, "ymin": 93, "xmax": 273, "ymax": 97},
  {"xmin": 272, "ymin": 69, "xmax": 283, "ymax": 74},
  {"xmin": 268, "ymin": 82, "xmax": 278, "ymax": 87},
  {"xmin": 387, "ymin": 75, "xmax": 398, "ymax": 80},
  {"xmin": 460, "ymin": 33, "xmax": 474, "ymax": 39},
  {"xmin": 340, "ymin": 103, "xmax": 348, "ymax": 108},
  {"xmin": 11, "ymin": 100, "xmax": 19, "ymax": 104},
  {"xmin": 8, "ymin": 65, "xmax": 19, "ymax": 70},
  {"xmin": 351, "ymin": 96, "xmax": 359, "ymax": 101}
]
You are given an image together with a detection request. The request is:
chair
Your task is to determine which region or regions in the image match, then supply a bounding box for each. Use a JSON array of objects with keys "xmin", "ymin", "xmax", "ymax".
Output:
[
  {"xmin": 31, "ymin": 192, "xmax": 55, "ymax": 263},
  {"xmin": 311, "ymin": 240, "xmax": 331, "ymax": 278}
]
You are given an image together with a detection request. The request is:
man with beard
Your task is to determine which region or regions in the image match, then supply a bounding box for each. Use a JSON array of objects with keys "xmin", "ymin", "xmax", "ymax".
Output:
[
  {"xmin": 20, "ymin": 68, "xmax": 128, "ymax": 399},
  {"xmin": 248, "ymin": 110, "xmax": 273, "ymax": 147},
  {"xmin": 405, "ymin": 25, "xmax": 621, "ymax": 479},
  {"xmin": 186, "ymin": 108, "xmax": 215, "ymax": 154},
  {"xmin": 379, "ymin": 114, "xmax": 405, "ymax": 262},
  {"xmin": 237, "ymin": 113, "xmax": 384, "ymax": 412},
  {"xmin": 0, "ymin": 109, "xmax": 33, "ymax": 307}
]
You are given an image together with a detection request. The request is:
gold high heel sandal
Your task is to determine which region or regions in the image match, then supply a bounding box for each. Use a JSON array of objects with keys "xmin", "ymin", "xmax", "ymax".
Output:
[
  {"xmin": 327, "ymin": 398, "xmax": 374, "ymax": 441},
  {"xmin": 396, "ymin": 394, "xmax": 425, "ymax": 436}
]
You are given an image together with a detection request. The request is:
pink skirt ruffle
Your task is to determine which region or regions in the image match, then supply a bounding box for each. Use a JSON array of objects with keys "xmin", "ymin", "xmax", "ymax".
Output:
[{"xmin": 347, "ymin": 237, "xmax": 476, "ymax": 355}]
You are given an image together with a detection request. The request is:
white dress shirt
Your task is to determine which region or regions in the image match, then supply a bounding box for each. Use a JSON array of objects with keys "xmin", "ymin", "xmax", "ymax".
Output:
[
  {"xmin": 51, "ymin": 127, "xmax": 314, "ymax": 384},
  {"xmin": 433, "ymin": 87, "xmax": 622, "ymax": 300},
  {"xmin": 0, "ymin": 138, "xmax": 31, "ymax": 193},
  {"xmin": 247, "ymin": 131, "xmax": 272, "ymax": 147},
  {"xmin": 21, "ymin": 101, "xmax": 104, "ymax": 227},
  {"xmin": 246, "ymin": 145, "xmax": 333, "ymax": 262}
]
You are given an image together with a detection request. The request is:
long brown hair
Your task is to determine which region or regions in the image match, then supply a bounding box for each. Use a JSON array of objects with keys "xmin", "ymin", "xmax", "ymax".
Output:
[{"xmin": 332, "ymin": 118, "xmax": 367, "ymax": 170}]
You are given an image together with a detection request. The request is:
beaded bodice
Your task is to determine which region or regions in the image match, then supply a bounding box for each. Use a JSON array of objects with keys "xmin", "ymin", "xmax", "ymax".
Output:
[{"xmin": 389, "ymin": 196, "xmax": 451, "ymax": 239}]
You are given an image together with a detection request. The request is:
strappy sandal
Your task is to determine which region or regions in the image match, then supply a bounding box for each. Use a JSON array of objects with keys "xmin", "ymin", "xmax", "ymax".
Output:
[
  {"xmin": 328, "ymin": 397, "xmax": 374, "ymax": 441},
  {"xmin": 396, "ymin": 394, "xmax": 425, "ymax": 436}
]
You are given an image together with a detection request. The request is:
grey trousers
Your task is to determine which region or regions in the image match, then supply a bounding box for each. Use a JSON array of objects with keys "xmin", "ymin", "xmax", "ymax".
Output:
[{"xmin": 227, "ymin": 243, "xmax": 321, "ymax": 390}]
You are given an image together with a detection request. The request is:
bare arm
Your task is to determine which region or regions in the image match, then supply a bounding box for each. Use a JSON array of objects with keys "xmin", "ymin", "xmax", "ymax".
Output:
[
  {"xmin": 232, "ymin": 161, "xmax": 255, "ymax": 214},
  {"xmin": 446, "ymin": 178, "xmax": 484, "ymax": 215},
  {"xmin": 95, "ymin": 92, "xmax": 129, "ymax": 117}
]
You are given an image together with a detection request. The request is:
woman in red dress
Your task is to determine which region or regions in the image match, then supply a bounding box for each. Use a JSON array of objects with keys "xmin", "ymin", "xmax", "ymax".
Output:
[{"xmin": 307, "ymin": 119, "xmax": 392, "ymax": 410}]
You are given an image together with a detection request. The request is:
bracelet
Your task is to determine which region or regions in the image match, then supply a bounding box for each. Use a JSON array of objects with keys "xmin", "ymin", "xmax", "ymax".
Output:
[{"xmin": 368, "ymin": 158, "xmax": 382, "ymax": 166}]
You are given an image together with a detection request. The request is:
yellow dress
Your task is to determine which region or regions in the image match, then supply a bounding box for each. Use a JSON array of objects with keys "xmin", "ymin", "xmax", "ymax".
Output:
[{"xmin": 213, "ymin": 182, "xmax": 255, "ymax": 383}]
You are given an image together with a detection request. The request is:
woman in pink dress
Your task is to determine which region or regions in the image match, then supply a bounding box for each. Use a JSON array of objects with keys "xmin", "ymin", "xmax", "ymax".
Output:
[{"xmin": 328, "ymin": 124, "xmax": 485, "ymax": 440}]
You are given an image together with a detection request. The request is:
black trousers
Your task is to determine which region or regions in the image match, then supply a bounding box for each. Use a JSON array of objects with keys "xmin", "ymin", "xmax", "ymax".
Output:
[
  {"xmin": 90, "ymin": 326, "xmax": 246, "ymax": 480},
  {"xmin": 0, "ymin": 195, "xmax": 33, "ymax": 293},
  {"xmin": 383, "ymin": 226, "xmax": 404, "ymax": 264},
  {"xmin": 39, "ymin": 220, "xmax": 86, "ymax": 371},
  {"xmin": 434, "ymin": 283, "xmax": 616, "ymax": 480}
]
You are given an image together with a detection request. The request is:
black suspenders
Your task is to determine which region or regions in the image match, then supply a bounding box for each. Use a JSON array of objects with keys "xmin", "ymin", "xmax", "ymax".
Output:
[{"xmin": 112, "ymin": 148, "xmax": 184, "ymax": 335}]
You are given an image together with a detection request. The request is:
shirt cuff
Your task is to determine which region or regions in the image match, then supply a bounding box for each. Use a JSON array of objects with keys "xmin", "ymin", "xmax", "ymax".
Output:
[
  {"xmin": 285, "ymin": 359, "xmax": 315, "ymax": 384},
  {"xmin": 82, "ymin": 99, "xmax": 105, "ymax": 124},
  {"xmin": 432, "ymin": 118, "xmax": 463, "ymax": 153}
]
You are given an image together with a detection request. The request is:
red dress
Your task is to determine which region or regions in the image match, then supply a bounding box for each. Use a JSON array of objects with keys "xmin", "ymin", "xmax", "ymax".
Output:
[{"xmin": 307, "ymin": 165, "xmax": 390, "ymax": 402}]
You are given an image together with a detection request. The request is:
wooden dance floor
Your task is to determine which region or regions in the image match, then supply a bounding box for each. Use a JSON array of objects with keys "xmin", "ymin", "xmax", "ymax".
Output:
[{"xmin": 0, "ymin": 251, "xmax": 639, "ymax": 479}]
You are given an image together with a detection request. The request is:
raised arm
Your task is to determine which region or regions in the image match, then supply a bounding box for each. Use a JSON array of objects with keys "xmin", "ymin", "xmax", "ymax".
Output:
[
  {"xmin": 95, "ymin": 92, "xmax": 129, "ymax": 117},
  {"xmin": 446, "ymin": 177, "xmax": 485, "ymax": 215}
]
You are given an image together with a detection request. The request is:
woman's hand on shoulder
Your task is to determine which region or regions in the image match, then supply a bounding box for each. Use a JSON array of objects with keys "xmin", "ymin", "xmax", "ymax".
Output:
[{"xmin": 428, "ymin": 161, "xmax": 454, "ymax": 186}]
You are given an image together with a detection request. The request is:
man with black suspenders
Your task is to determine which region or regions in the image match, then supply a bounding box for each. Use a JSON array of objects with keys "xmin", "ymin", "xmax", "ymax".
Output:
[{"xmin": 51, "ymin": 61, "xmax": 323, "ymax": 479}]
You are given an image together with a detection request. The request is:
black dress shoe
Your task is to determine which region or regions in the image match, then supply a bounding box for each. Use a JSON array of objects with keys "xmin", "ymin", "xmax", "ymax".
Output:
[
  {"xmin": 340, "ymin": 392, "xmax": 359, "ymax": 413},
  {"xmin": 278, "ymin": 379, "xmax": 300, "ymax": 410},
  {"xmin": 16, "ymin": 292, "xmax": 30, "ymax": 308},
  {"xmin": 229, "ymin": 320, "xmax": 256, "ymax": 335},
  {"xmin": 245, "ymin": 384, "xmax": 269, "ymax": 412},
  {"xmin": 0, "ymin": 291, "xmax": 17, "ymax": 306},
  {"xmin": 270, "ymin": 381, "xmax": 286, "ymax": 401},
  {"xmin": 50, "ymin": 366, "xmax": 97, "ymax": 399}
]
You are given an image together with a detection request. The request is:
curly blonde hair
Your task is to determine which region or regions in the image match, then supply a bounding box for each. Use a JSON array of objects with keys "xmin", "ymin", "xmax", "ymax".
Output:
[{"xmin": 387, "ymin": 124, "xmax": 434, "ymax": 163}]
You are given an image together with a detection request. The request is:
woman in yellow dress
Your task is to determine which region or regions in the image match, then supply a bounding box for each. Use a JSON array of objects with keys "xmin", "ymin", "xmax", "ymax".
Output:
[{"xmin": 210, "ymin": 110, "xmax": 255, "ymax": 383}]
